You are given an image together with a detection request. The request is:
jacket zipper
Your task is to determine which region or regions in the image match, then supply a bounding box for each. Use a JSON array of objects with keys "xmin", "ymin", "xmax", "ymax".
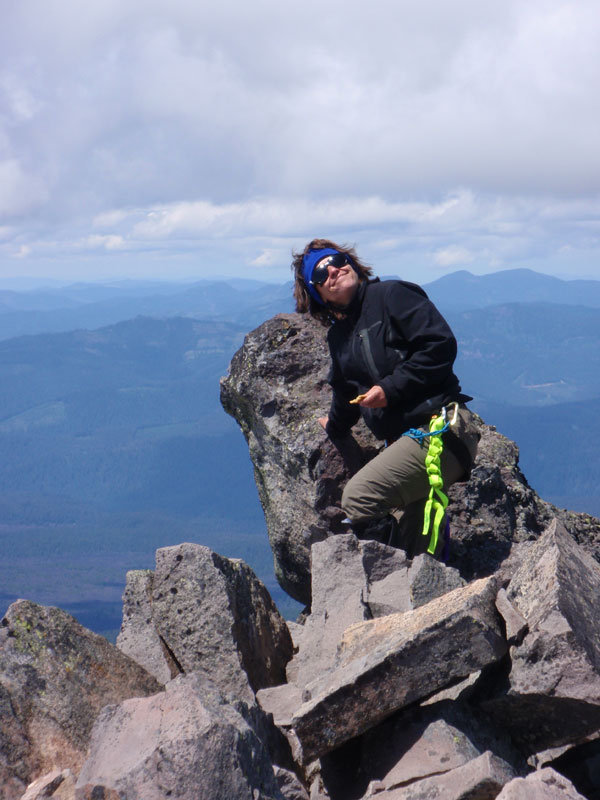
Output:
[{"xmin": 358, "ymin": 327, "xmax": 381, "ymax": 385}]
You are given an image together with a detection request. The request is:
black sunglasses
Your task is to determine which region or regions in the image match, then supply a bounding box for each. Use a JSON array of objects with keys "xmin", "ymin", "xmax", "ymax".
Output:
[{"xmin": 310, "ymin": 253, "xmax": 350, "ymax": 286}]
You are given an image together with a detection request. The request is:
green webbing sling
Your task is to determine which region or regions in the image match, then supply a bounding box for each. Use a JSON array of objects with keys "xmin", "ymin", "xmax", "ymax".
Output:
[
  {"xmin": 421, "ymin": 413, "xmax": 449, "ymax": 555},
  {"xmin": 402, "ymin": 402, "xmax": 459, "ymax": 555}
]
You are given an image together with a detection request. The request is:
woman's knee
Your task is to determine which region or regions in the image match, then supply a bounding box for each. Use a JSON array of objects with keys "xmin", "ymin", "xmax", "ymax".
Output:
[{"xmin": 341, "ymin": 473, "xmax": 366, "ymax": 520}]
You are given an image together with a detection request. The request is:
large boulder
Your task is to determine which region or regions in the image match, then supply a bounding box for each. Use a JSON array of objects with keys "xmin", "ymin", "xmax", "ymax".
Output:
[
  {"xmin": 117, "ymin": 569, "xmax": 181, "ymax": 684},
  {"xmin": 290, "ymin": 576, "xmax": 506, "ymax": 761},
  {"xmin": 116, "ymin": 569, "xmax": 179, "ymax": 685},
  {"xmin": 482, "ymin": 519, "xmax": 600, "ymax": 752},
  {"xmin": 220, "ymin": 313, "xmax": 380, "ymax": 604},
  {"xmin": 495, "ymin": 767, "xmax": 587, "ymax": 799},
  {"xmin": 318, "ymin": 695, "xmax": 524, "ymax": 800},
  {"xmin": 0, "ymin": 600, "xmax": 161, "ymax": 799},
  {"xmin": 220, "ymin": 312, "xmax": 600, "ymax": 605},
  {"xmin": 118, "ymin": 543, "xmax": 294, "ymax": 703},
  {"xmin": 285, "ymin": 534, "xmax": 463, "ymax": 688},
  {"xmin": 359, "ymin": 751, "xmax": 516, "ymax": 799},
  {"xmin": 75, "ymin": 673, "xmax": 283, "ymax": 800}
]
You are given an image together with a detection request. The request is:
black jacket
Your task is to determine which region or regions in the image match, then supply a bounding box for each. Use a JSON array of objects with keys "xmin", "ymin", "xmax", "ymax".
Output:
[{"xmin": 325, "ymin": 278, "xmax": 470, "ymax": 442}]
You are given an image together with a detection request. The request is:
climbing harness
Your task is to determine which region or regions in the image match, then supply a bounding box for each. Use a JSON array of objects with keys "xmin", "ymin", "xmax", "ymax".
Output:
[{"xmin": 402, "ymin": 402, "xmax": 459, "ymax": 555}]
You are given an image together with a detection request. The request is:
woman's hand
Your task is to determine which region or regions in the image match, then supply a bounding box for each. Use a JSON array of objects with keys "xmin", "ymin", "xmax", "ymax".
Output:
[
  {"xmin": 318, "ymin": 416, "xmax": 328, "ymax": 430},
  {"xmin": 359, "ymin": 385, "xmax": 388, "ymax": 408}
]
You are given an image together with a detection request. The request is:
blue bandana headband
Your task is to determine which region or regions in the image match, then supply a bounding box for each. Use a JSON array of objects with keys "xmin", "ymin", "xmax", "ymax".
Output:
[{"xmin": 302, "ymin": 247, "xmax": 343, "ymax": 306}]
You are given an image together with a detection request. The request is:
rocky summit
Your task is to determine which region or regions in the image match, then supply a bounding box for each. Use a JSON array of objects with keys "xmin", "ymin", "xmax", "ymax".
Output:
[{"xmin": 2, "ymin": 311, "xmax": 600, "ymax": 800}]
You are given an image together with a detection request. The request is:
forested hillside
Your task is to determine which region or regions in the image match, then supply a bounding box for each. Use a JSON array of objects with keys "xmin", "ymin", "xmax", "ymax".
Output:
[{"xmin": 0, "ymin": 316, "xmax": 275, "ymax": 633}]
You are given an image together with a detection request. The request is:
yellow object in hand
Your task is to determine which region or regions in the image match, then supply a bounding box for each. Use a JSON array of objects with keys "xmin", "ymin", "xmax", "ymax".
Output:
[{"xmin": 349, "ymin": 393, "xmax": 367, "ymax": 405}]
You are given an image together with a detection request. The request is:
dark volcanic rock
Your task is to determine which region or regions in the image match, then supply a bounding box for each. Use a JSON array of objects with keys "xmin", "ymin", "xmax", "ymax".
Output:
[
  {"xmin": 151, "ymin": 542, "xmax": 293, "ymax": 702},
  {"xmin": 76, "ymin": 672, "xmax": 283, "ymax": 800},
  {"xmin": 445, "ymin": 425, "xmax": 600, "ymax": 583},
  {"xmin": 220, "ymin": 313, "xmax": 379, "ymax": 604},
  {"xmin": 0, "ymin": 600, "xmax": 161, "ymax": 799},
  {"xmin": 220, "ymin": 312, "xmax": 600, "ymax": 604}
]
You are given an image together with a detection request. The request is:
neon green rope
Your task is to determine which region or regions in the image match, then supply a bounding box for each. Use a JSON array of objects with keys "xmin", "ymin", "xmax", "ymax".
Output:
[{"xmin": 421, "ymin": 414, "xmax": 449, "ymax": 555}]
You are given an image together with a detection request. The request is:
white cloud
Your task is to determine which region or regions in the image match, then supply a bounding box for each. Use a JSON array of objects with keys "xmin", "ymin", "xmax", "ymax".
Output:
[
  {"xmin": 0, "ymin": 159, "xmax": 47, "ymax": 216},
  {"xmin": 434, "ymin": 246, "xmax": 475, "ymax": 267},
  {"xmin": 14, "ymin": 245, "xmax": 31, "ymax": 259},
  {"xmin": 84, "ymin": 234, "xmax": 126, "ymax": 251},
  {"xmin": 250, "ymin": 248, "xmax": 288, "ymax": 268},
  {"xmin": 92, "ymin": 209, "xmax": 134, "ymax": 229},
  {"xmin": 130, "ymin": 196, "xmax": 451, "ymax": 239},
  {"xmin": 1, "ymin": 0, "xmax": 599, "ymax": 281},
  {"xmin": 0, "ymin": 72, "xmax": 42, "ymax": 122}
]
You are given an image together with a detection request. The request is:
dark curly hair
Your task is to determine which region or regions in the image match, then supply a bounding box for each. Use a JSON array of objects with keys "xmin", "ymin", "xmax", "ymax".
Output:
[{"xmin": 291, "ymin": 238, "xmax": 374, "ymax": 326}]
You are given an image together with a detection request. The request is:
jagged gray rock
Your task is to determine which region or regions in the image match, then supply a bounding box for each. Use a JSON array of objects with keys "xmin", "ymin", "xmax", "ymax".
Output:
[
  {"xmin": 1, "ymin": 681, "xmax": 30, "ymax": 800},
  {"xmin": 482, "ymin": 519, "xmax": 600, "ymax": 752},
  {"xmin": 220, "ymin": 312, "xmax": 600, "ymax": 605},
  {"xmin": 220, "ymin": 313, "xmax": 380, "ymax": 604},
  {"xmin": 285, "ymin": 534, "xmax": 373, "ymax": 687},
  {"xmin": 18, "ymin": 769, "xmax": 75, "ymax": 800},
  {"xmin": 361, "ymin": 751, "xmax": 515, "ymax": 799},
  {"xmin": 285, "ymin": 535, "xmax": 464, "ymax": 690},
  {"xmin": 318, "ymin": 694, "xmax": 524, "ymax": 799},
  {"xmin": 286, "ymin": 535, "xmax": 410, "ymax": 687},
  {"xmin": 257, "ymin": 683, "xmax": 305, "ymax": 729},
  {"xmin": 405, "ymin": 552, "xmax": 465, "ymax": 607},
  {"xmin": 117, "ymin": 569, "xmax": 179, "ymax": 684},
  {"xmin": 544, "ymin": 738, "xmax": 600, "ymax": 800},
  {"xmin": 75, "ymin": 672, "xmax": 283, "ymax": 800},
  {"xmin": 273, "ymin": 766, "xmax": 310, "ymax": 800},
  {"xmin": 0, "ymin": 600, "xmax": 161, "ymax": 800},
  {"xmin": 495, "ymin": 587, "xmax": 528, "ymax": 644},
  {"xmin": 290, "ymin": 576, "xmax": 506, "ymax": 761},
  {"xmin": 148, "ymin": 542, "xmax": 293, "ymax": 702},
  {"xmin": 496, "ymin": 767, "xmax": 587, "ymax": 799}
]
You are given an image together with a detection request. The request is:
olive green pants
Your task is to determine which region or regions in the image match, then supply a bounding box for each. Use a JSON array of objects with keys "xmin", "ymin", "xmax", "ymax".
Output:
[{"xmin": 341, "ymin": 405, "xmax": 479, "ymax": 558}]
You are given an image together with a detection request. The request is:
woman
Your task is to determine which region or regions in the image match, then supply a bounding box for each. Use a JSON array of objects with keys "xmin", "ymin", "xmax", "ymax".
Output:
[{"xmin": 292, "ymin": 238, "xmax": 479, "ymax": 558}]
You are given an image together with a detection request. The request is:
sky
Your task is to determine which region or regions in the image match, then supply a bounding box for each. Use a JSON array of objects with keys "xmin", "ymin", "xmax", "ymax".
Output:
[{"xmin": 1, "ymin": 0, "xmax": 599, "ymax": 286}]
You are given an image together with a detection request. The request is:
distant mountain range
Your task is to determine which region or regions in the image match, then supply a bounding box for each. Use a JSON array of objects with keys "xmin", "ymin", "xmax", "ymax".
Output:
[
  {"xmin": 0, "ymin": 279, "xmax": 293, "ymax": 341},
  {"xmin": 0, "ymin": 267, "xmax": 599, "ymax": 342},
  {"xmin": 0, "ymin": 268, "xmax": 598, "ymax": 637},
  {"xmin": 424, "ymin": 268, "xmax": 600, "ymax": 310}
]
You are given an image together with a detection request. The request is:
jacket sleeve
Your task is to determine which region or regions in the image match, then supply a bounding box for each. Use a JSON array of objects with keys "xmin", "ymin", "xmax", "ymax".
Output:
[
  {"xmin": 377, "ymin": 282, "xmax": 458, "ymax": 406},
  {"xmin": 325, "ymin": 335, "xmax": 361, "ymax": 438}
]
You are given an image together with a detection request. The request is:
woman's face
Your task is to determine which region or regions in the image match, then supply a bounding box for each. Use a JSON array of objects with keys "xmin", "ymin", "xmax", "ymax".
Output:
[{"xmin": 315, "ymin": 257, "xmax": 360, "ymax": 307}]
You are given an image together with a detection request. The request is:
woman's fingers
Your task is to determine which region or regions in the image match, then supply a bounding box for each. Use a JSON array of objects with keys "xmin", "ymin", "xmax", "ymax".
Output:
[{"xmin": 358, "ymin": 386, "xmax": 387, "ymax": 408}]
